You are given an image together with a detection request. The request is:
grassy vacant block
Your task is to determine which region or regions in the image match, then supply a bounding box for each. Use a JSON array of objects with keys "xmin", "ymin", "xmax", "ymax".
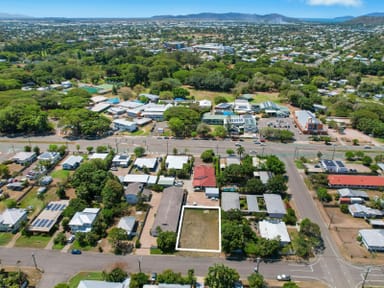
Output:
[
  {"xmin": 177, "ymin": 206, "xmax": 220, "ymax": 252},
  {"xmin": 15, "ymin": 235, "xmax": 51, "ymax": 249}
]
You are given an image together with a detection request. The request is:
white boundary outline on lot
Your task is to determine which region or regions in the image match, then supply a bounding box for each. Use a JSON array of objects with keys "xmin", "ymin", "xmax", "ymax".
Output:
[{"xmin": 175, "ymin": 205, "xmax": 221, "ymax": 253}]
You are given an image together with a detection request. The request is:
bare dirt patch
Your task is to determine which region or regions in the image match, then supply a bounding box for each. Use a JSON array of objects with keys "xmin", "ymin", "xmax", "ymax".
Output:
[{"xmin": 177, "ymin": 207, "xmax": 220, "ymax": 251}]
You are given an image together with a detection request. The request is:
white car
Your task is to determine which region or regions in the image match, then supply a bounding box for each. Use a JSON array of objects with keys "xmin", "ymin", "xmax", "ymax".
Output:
[{"xmin": 276, "ymin": 274, "xmax": 291, "ymax": 281}]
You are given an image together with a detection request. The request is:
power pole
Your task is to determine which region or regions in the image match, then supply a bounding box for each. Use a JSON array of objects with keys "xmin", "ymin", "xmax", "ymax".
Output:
[{"xmin": 362, "ymin": 267, "xmax": 371, "ymax": 288}]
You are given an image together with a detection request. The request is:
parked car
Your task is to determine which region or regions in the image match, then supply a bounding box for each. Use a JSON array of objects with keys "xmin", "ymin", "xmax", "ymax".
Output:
[
  {"xmin": 71, "ymin": 249, "xmax": 82, "ymax": 255},
  {"xmin": 150, "ymin": 272, "xmax": 157, "ymax": 282},
  {"xmin": 276, "ymin": 274, "xmax": 291, "ymax": 281},
  {"xmin": 67, "ymin": 235, "xmax": 75, "ymax": 244}
]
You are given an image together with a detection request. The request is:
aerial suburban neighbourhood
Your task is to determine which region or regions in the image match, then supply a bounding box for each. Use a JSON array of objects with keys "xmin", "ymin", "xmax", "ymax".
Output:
[{"xmin": 0, "ymin": 4, "xmax": 384, "ymax": 288}]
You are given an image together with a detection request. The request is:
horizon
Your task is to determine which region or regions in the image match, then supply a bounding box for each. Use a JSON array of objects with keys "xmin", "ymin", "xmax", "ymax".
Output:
[{"xmin": 0, "ymin": 0, "xmax": 383, "ymax": 19}]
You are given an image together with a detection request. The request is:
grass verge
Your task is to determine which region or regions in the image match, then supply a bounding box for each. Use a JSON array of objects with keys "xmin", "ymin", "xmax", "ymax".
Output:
[
  {"xmin": 0, "ymin": 232, "xmax": 13, "ymax": 246},
  {"xmin": 68, "ymin": 272, "xmax": 104, "ymax": 288}
]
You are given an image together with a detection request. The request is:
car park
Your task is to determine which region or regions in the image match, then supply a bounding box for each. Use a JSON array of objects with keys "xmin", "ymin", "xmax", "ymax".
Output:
[{"xmin": 276, "ymin": 274, "xmax": 291, "ymax": 281}]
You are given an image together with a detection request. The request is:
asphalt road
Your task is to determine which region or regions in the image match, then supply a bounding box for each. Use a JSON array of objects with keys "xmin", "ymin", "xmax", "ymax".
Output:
[{"xmin": 0, "ymin": 134, "xmax": 383, "ymax": 287}]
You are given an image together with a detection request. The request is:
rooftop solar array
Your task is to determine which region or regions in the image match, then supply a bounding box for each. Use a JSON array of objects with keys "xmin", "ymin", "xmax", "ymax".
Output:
[
  {"xmin": 46, "ymin": 204, "xmax": 66, "ymax": 211},
  {"xmin": 336, "ymin": 161, "xmax": 345, "ymax": 168},
  {"xmin": 31, "ymin": 218, "xmax": 55, "ymax": 228}
]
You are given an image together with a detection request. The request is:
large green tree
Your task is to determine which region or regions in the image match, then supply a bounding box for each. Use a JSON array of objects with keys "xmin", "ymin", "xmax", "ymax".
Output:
[
  {"xmin": 205, "ymin": 264, "xmax": 240, "ymax": 288},
  {"xmin": 157, "ymin": 231, "xmax": 177, "ymax": 254}
]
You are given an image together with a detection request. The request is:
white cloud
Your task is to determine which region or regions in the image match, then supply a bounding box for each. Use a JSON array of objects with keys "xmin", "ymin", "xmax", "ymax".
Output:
[{"xmin": 307, "ymin": 0, "xmax": 362, "ymax": 6}]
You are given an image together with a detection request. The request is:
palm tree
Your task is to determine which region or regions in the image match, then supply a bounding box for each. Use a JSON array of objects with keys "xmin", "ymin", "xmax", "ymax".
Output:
[{"xmin": 236, "ymin": 145, "xmax": 245, "ymax": 160}]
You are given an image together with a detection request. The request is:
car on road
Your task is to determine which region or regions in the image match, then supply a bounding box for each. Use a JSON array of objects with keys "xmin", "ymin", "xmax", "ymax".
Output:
[
  {"xmin": 364, "ymin": 145, "xmax": 372, "ymax": 149},
  {"xmin": 253, "ymin": 141, "xmax": 261, "ymax": 144},
  {"xmin": 71, "ymin": 249, "xmax": 82, "ymax": 255},
  {"xmin": 276, "ymin": 274, "xmax": 291, "ymax": 281},
  {"xmin": 150, "ymin": 272, "xmax": 157, "ymax": 282},
  {"xmin": 235, "ymin": 143, "xmax": 242, "ymax": 147}
]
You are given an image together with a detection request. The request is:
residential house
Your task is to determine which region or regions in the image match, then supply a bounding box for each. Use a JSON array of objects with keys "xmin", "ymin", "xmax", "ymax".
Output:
[
  {"xmin": 337, "ymin": 188, "xmax": 369, "ymax": 200},
  {"xmin": 259, "ymin": 219, "xmax": 291, "ymax": 245},
  {"xmin": 221, "ymin": 192, "xmax": 240, "ymax": 211},
  {"xmin": 91, "ymin": 102, "xmax": 111, "ymax": 113},
  {"xmin": 264, "ymin": 194, "xmax": 286, "ymax": 219},
  {"xmin": 89, "ymin": 153, "xmax": 108, "ymax": 160},
  {"xmin": 198, "ymin": 99, "xmax": 212, "ymax": 109},
  {"xmin": 123, "ymin": 174, "xmax": 157, "ymax": 185},
  {"xmin": 139, "ymin": 93, "xmax": 160, "ymax": 103},
  {"xmin": 124, "ymin": 182, "xmax": 143, "ymax": 204},
  {"xmin": 359, "ymin": 229, "xmax": 384, "ymax": 252},
  {"xmin": 11, "ymin": 152, "xmax": 36, "ymax": 165},
  {"xmin": 233, "ymin": 99, "xmax": 252, "ymax": 114},
  {"xmin": 112, "ymin": 154, "xmax": 131, "ymax": 168},
  {"xmin": 69, "ymin": 208, "xmax": 100, "ymax": 233},
  {"xmin": 151, "ymin": 187, "xmax": 185, "ymax": 236},
  {"xmin": 0, "ymin": 208, "xmax": 27, "ymax": 232},
  {"xmin": 78, "ymin": 279, "xmax": 131, "ymax": 288},
  {"xmin": 157, "ymin": 176, "xmax": 175, "ymax": 186},
  {"xmin": 141, "ymin": 103, "xmax": 172, "ymax": 121},
  {"xmin": 253, "ymin": 171, "xmax": 273, "ymax": 185},
  {"xmin": 62, "ymin": 155, "xmax": 83, "ymax": 170},
  {"xmin": 134, "ymin": 157, "xmax": 158, "ymax": 171},
  {"xmin": 113, "ymin": 119, "xmax": 137, "ymax": 132},
  {"xmin": 348, "ymin": 204, "xmax": 383, "ymax": 219},
  {"xmin": 40, "ymin": 176, "xmax": 53, "ymax": 186},
  {"xmin": 193, "ymin": 165, "xmax": 216, "ymax": 190},
  {"xmin": 166, "ymin": 155, "xmax": 189, "ymax": 170},
  {"xmin": 29, "ymin": 200, "xmax": 69, "ymax": 233},
  {"xmin": 117, "ymin": 216, "xmax": 137, "ymax": 238},
  {"xmin": 38, "ymin": 152, "xmax": 61, "ymax": 164}
]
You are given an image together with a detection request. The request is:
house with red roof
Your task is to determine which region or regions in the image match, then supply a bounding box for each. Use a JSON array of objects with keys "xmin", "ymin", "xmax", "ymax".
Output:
[
  {"xmin": 193, "ymin": 165, "xmax": 216, "ymax": 190},
  {"xmin": 328, "ymin": 175, "xmax": 384, "ymax": 189}
]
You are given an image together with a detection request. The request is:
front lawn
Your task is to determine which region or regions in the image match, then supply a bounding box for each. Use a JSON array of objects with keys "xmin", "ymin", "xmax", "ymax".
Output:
[
  {"xmin": 68, "ymin": 272, "xmax": 104, "ymax": 288},
  {"xmin": 0, "ymin": 232, "xmax": 13, "ymax": 246},
  {"xmin": 51, "ymin": 169, "xmax": 70, "ymax": 180},
  {"xmin": 15, "ymin": 235, "xmax": 51, "ymax": 248}
]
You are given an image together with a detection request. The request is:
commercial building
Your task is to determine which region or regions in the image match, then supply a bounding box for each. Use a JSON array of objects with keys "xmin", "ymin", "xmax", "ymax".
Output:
[
  {"xmin": 151, "ymin": 187, "xmax": 185, "ymax": 236},
  {"xmin": 320, "ymin": 159, "xmax": 348, "ymax": 173},
  {"xmin": 328, "ymin": 175, "xmax": 384, "ymax": 189},
  {"xmin": 294, "ymin": 110, "xmax": 326, "ymax": 135},
  {"xmin": 112, "ymin": 119, "xmax": 137, "ymax": 132}
]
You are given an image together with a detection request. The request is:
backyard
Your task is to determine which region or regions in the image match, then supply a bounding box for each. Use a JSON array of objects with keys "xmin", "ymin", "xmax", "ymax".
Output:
[{"xmin": 177, "ymin": 207, "xmax": 220, "ymax": 251}]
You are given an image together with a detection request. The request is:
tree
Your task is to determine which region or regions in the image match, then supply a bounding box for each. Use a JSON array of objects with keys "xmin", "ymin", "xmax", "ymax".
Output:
[
  {"xmin": 264, "ymin": 155, "xmax": 286, "ymax": 175},
  {"xmin": 345, "ymin": 151, "xmax": 355, "ymax": 161},
  {"xmin": 130, "ymin": 272, "xmax": 149, "ymax": 288},
  {"xmin": 244, "ymin": 178, "xmax": 266, "ymax": 195},
  {"xmin": 103, "ymin": 267, "xmax": 128, "ymax": 282},
  {"xmin": 248, "ymin": 272, "xmax": 265, "ymax": 288},
  {"xmin": 236, "ymin": 145, "xmax": 245, "ymax": 160},
  {"xmin": 214, "ymin": 126, "xmax": 227, "ymax": 138},
  {"xmin": 316, "ymin": 187, "xmax": 332, "ymax": 202},
  {"xmin": 283, "ymin": 283, "xmax": 299, "ymax": 288},
  {"xmin": 205, "ymin": 264, "xmax": 240, "ymax": 288},
  {"xmin": 168, "ymin": 117, "xmax": 186, "ymax": 137},
  {"xmin": 317, "ymin": 151, "xmax": 323, "ymax": 159},
  {"xmin": 362, "ymin": 155, "xmax": 373, "ymax": 166},
  {"xmin": 0, "ymin": 164, "xmax": 10, "ymax": 179},
  {"xmin": 134, "ymin": 146, "xmax": 146, "ymax": 158},
  {"xmin": 196, "ymin": 123, "xmax": 211, "ymax": 138},
  {"xmin": 157, "ymin": 269, "xmax": 185, "ymax": 284},
  {"xmin": 101, "ymin": 178, "xmax": 124, "ymax": 209},
  {"xmin": 214, "ymin": 96, "xmax": 228, "ymax": 105},
  {"xmin": 108, "ymin": 227, "xmax": 128, "ymax": 249},
  {"xmin": 226, "ymin": 149, "xmax": 235, "ymax": 156},
  {"xmin": 200, "ymin": 149, "xmax": 215, "ymax": 163},
  {"xmin": 266, "ymin": 175, "xmax": 288, "ymax": 194},
  {"xmin": 157, "ymin": 231, "xmax": 177, "ymax": 254}
]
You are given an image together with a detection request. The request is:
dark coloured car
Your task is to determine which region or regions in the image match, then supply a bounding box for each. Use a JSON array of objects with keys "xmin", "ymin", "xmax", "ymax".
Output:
[{"xmin": 71, "ymin": 249, "xmax": 82, "ymax": 255}]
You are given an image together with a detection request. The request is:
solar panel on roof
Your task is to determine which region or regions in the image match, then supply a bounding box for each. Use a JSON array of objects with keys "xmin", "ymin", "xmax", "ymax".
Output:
[
  {"xmin": 336, "ymin": 161, "xmax": 345, "ymax": 168},
  {"xmin": 47, "ymin": 220, "xmax": 54, "ymax": 227},
  {"xmin": 40, "ymin": 219, "xmax": 48, "ymax": 227},
  {"xmin": 46, "ymin": 204, "xmax": 52, "ymax": 210},
  {"xmin": 52, "ymin": 204, "xmax": 59, "ymax": 211},
  {"xmin": 60, "ymin": 205, "xmax": 65, "ymax": 210},
  {"xmin": 33, "ymin": 219, "xmax": 41, "ymax": 226}
]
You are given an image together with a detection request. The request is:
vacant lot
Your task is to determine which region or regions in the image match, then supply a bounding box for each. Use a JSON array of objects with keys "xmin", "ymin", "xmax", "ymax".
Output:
[{"xmin": 177, "ymin": 207, "xmax": 220, "ymax": 251}]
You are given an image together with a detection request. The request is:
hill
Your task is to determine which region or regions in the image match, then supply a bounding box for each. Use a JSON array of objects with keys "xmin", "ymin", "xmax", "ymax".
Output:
[
  {"xmin": 347, "ymin": 14, "xmax": 384, "ymax": 25},
  {"xmin": 0, "ymin": 12, "xmax": 31, "ymax": 19},
  {"xmin": 151, "ymin": 12, "xmax": 300, "ymax": 24}
]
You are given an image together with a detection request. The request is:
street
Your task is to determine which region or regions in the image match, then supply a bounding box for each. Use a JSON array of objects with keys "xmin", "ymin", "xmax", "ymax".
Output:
[{"xmin": 0, "ymin": 134, "xmax": 383, "ymax": 287}]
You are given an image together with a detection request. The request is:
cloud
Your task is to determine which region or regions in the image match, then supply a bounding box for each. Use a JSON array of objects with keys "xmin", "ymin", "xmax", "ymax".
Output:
[{"xmin": 307, "ymin": 0, "xmax": 362, "ymax": 6}]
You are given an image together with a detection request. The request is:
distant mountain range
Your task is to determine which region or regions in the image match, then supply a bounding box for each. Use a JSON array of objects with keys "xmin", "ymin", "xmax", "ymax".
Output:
[{"xmin": 1, "ymin": 11, "xmax": 384, "ymax": 24}]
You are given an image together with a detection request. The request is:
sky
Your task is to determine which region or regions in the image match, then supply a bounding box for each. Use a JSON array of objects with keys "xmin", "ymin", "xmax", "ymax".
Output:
[{"xmin": 1, "ymin": 0, "xmax": 383, "ymax": 18}]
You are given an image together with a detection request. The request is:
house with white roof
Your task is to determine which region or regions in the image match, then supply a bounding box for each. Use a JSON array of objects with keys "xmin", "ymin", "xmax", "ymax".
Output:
[
  {"xmin": 134, "ymin": 157, "xmax": 158, "ymax": 171},
  {"xmin": 69, "ymin": 208, "xmax": 100, "ymax": 233},
  {"xmin": 38, "ymin": 152, "xmax": 61, "ymax": 164},
  {"xmin": 259, "ymin": 219, "xmax": 290, "ymax": 245},
  {"xmin": 0, "ymin": 208, "xmax": 27, "ymax": 232},
  {"xmin": 89, "ymin": 153, "xmax": 108, "ymax": 160},
  {"xmin": 141, "ymin": 103, "xmax": 172, "ymax": 121},
  {"xmin": 62, "ymin": 155, "xmax": 83, "ymax": 170},
  {"xmin": 117, "ymin": 216, "xmax": 137, "ymax": 238},
  {"xmin": 165, "ymin": 155, "xmax": 189, "ymax": 170},
  {"xmin": 78, "ymin": 279, "xmax": 130, "ymax": 288},
  {"xmin": 359, "ymin": 229, "xmax": 384, "ymax": 252},
  {"xmin": 11, "ymin": 152, "xmax": 36, "ymax": 165}
]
